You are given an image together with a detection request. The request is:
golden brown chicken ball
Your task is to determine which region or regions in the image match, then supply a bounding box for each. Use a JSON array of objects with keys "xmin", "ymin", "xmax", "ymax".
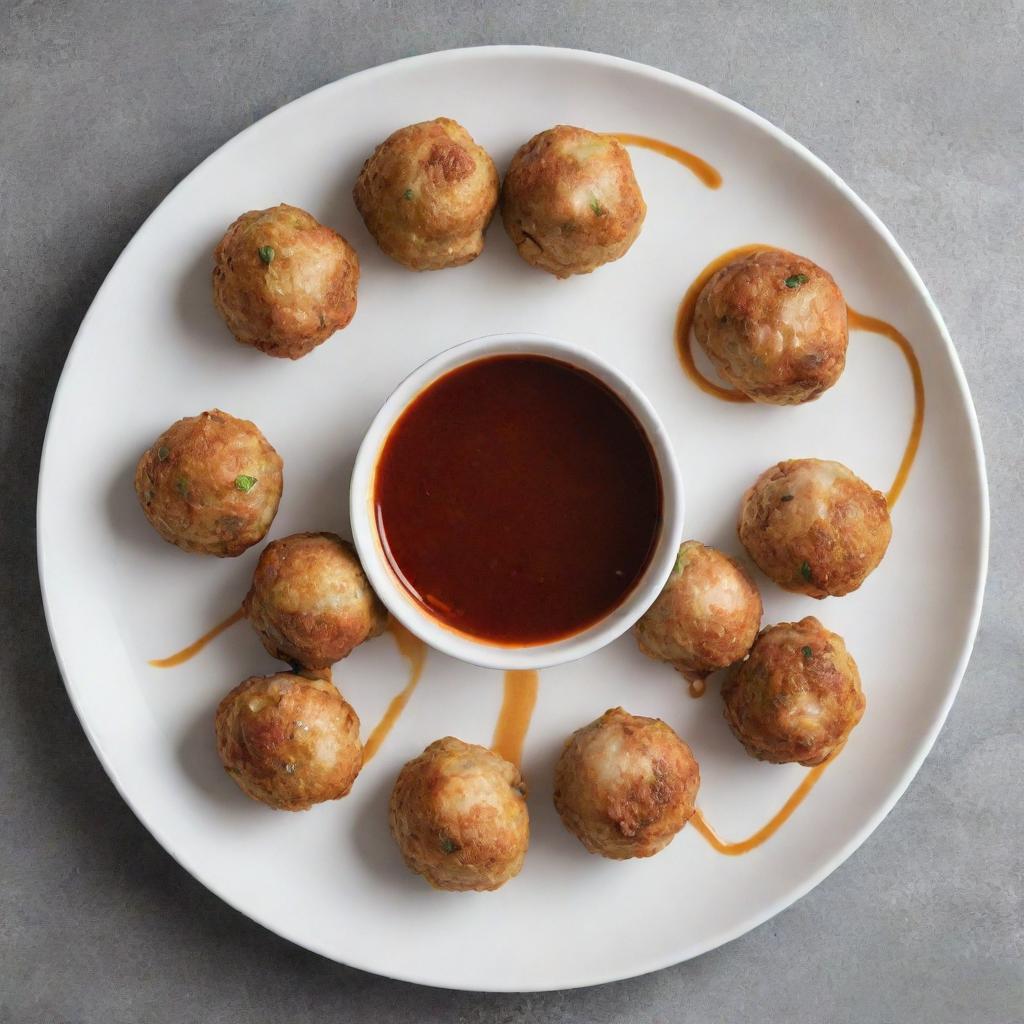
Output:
[
  {"xmin": 244, "ymin": 531, "xmax": 387, "ymax": 669},
  {"xmin": 694, "ymin": 248, "xmax": 847, "ymax": 404},
  {"xmin": 134, "ymin": 409, "xmax": 283, "ymax": 557},
  {"xmin": 500, "ymin": 126, "xmax": 646, "ymax": 278},
  {"xmin": 635, "ymin": 541, "xmax": 762, "ymax": 680},
  {"xmin": 353, "ymin": 118, "xmax": 499, "ymax": 271},
  {"xmin": 215, "ymin": 672, "xmax": 362, "ymax": 810},
  {"xmin": 212, "ymin": 203, "xmax": 359, "ymax": 359},
  {"xmin": 722, "ymin": 617, "xmax": 865, "ymax": 766},
  {"xmin": 738, "ymin": 458, "xmax": 892, "ymax": 598},
  {"xmin": 389, "ymin": 737, "xmax": 529, "ymax": 892},
  {"xmin": 553, "ymin": 708, "xmax": 700, "ymax": 860}
]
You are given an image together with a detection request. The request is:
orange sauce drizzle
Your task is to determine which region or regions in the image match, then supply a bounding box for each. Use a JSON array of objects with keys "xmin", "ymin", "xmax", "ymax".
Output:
[
  {"xmin": 150, "ymin": 606, "xmax": 425, "ymax": 762},
  {"xmin": 675, "ymin": 243, "xmax": 763, "ymax": 402},
  {"xmin": 490, "ymin": 670, "xmax": 539, "ymax": 769},
  {"xmin": 148, "ymin": 606, "xmax": 245, "ymax": 668},
  {"xmin": 675, "ymin": 245, "xmax": 926, "ymax": 505},
  {"xmin": 847, "ymin": 306, "xmax": 925, "ymax": 507},
  {"xmin": 611, "ymin": 133, "xmax": 723, "ymax": 189},
  {"xmin": 691, "ymin": 758, "xmax": 831, "ymax": 855},
  {"xmin": 361, "ymin": 618, "xmax": 428, "ymax": 764}
]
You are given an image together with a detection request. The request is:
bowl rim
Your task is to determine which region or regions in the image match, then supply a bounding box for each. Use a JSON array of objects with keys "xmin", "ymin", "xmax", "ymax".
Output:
[{"xmin": 349, "ymin": 331, "xmax": 686, "ymax": 670}]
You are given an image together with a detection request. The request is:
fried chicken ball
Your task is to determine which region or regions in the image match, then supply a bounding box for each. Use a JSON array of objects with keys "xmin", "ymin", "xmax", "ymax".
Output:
[
  {"xmin": 635, "ymin": 541, "xmax": 762, "ymax": 680},
  {"xmin": 244, "ymin": 531, "xmax": 387, "ymax": 669},
  {"xmin": 212, "ymin": 203, "xmax": 359, "ymax": 359},
  {"xmin": 553, "ymin": 708, "xmax": 700, "ymax": 860},
  {"xmin": 215, "ymin": 673, "xmax": 362, "ymax": 810},
  {"xmin": 722, "ymin": 617, "xmax": 865, "ymax": 766},
  {"xmin": 500, "ymin": 126, "xmax": 646, "ymax": 278},
  {"xmin": 389, "ymin": 737, "xmax": 529, "ymax": 892},
  {"xmin": 694, "ymin": 248, "xmax": 848, "ymax": 404},
  {"xmin": 738, "ymin": 458, "xmax": 892, "ymax": 598},
  {"xmin": 134, "ymin": 409, "xmax": 283, "ymax": 556},
  {"xmin": 353, "ymin": 118, "xmax": 499, "ymax": 271}
]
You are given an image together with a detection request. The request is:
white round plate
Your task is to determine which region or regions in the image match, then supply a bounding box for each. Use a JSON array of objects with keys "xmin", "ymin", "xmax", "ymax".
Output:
[{"xmin": 38, "ymin": 46, "xmax": 988, "ymax": 991}]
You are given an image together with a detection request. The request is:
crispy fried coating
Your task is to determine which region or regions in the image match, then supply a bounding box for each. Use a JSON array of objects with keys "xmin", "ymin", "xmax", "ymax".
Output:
[
  {"xmin": 738, "ymin": 458, "xmax": 892, "ymax": 598},
  {"xmin": 134, "ymin": 409, "xmax": 283, "ymax": 556},
  {"xmin": 500, "ymin": 126, "xmax": 646, "ymax": 277},
  {"xmin": 389, "ymin": 737, "xmax": 529, "ymax": 891},
  {"xmin": 244, "ymin": 532, "xmax": 386, "ymax": 670},
  {"xmin": 553, "ymin": 708, "xmax": 700, "ymax": 860},
  {"xmin": 635, "ymin": 541, "xmax": 762, "ymax": 679},
  {"xmin": 694, "ymin": 248, "xmax": 847, "ymax": 404},
  {"xmin": 213, "ymin": 203, "xmax": 359, "ymax": 359},
  {"xmin": 215, "ymin": 673, "xmax": 362, "ymax": 810},
  {"xmin": 353, "ymin": 118, "xmax": 499, "ymax": 270},
  {"xmin": 722, "ymin": 617, "xmax": 865, "ymax": 766}
]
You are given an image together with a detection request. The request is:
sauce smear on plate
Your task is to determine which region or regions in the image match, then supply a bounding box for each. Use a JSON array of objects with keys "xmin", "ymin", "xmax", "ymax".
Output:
[
  {"xmin": 674, "ymin": 244, "xmax": 925, "ymax": 508},
  {"xmin": 491, "ymin": 669, "xmax": 540, "ymax": 767},
  {"xmin": 374, "ymin": 355, "xmax": 662, "ymax": 645}
]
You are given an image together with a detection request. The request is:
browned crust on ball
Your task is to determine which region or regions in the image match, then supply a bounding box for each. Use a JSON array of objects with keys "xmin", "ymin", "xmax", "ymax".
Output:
[
  {"xmin": 694, "ymin": 248, "xmax": 847, "ymax": 404},
  {"xmin": 722, "ymin": 617, "xmax": 865, "ymax": 766},
  {"xmin": 215, "ymin": 673, "xmax": 362, "ymax": 810},
  {"xmin": 134, "ymin": 409, "xmax": 283, "ymax": 556},
  {"xmin": 212, "ymin": 203, "xmax": 359, "ymax": 359},
  {"xmin": 244, "ymin": 532, "xmax": 387, "ymax": 669},
  {"xmin": 738, "ymin": 458, "xmax": 892, "ymax": 597},
  {"xmin": 635, "ymin": 540, "xmax": 763, "ymax": 678},
  {"xmin": 553, "ymin": 708, "xmax": 700, "ymax": 859},
  {"xmin": 389, "ymin": 737, "xmax": 529, "ymax": 891},
  {"xmin": 500, "ymin": 125, "xmax": 646, "ymax": 277},
  {"xmin": 353, "ymin": 118, "xmax": 499, "ymax": 271}
]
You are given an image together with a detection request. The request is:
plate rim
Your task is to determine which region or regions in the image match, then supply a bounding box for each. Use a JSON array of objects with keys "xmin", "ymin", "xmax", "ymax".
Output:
[{"xmin": 36, "ymin": 44, "xmax": 990, "ymax": 992}]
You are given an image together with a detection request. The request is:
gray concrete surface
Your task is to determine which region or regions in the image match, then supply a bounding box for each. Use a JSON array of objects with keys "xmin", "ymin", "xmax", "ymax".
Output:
[{"xmin": 2, "ymin": 1, "xmax": 1021, "ymax": 1021}]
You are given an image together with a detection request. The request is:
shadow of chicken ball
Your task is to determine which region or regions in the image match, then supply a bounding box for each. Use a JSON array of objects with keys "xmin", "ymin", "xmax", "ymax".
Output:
[
  {"xmin": 694, "ymin": 248, "xmax": 847, "ymax": 404},
  {"xmin": 244, "ymin": 532, "xmax": 386, "ymax": 670},
  {"xmin": 134, "ymin": 409, "xmax": 282, "ymax": 556},
  {"xmin": 722, "ymin": 617, "xmax": 865, "ymax": 766},
  {"xmin": 738, "ymin": 458, "xmax": 892, "ymax": 598},
  {"xmin": 635, "ymin": 540, "xmax": 762, "ymax": 681},
  {"xmin": 500, "ymin": 125, "xmax": 646, "ymax": 278},
  {"xmin": 353, "ymin": 117, "xmax": 499, "ymax": 271},
  {"xmin": 215, "ymin": 672, "xmax": 362, "ymax": 810},
  {"xmin": 389, "ymin": 737, "xmax": 529, "ymax": 891},
  {"xmin": 213, "ymin": 203, "xmax": 359, "ymax": 359},
  {"xmin": 553, "ymin": 708, "xmax": 700, "ymax": 860}
]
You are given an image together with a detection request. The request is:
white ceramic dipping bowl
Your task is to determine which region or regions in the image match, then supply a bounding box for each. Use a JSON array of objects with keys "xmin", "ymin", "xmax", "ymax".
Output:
[{"xmin": 350, "ymin": 333, "xmax": 684, "ymax": 670}]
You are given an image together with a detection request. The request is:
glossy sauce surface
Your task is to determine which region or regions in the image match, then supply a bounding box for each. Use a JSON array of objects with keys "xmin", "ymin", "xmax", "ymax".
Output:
[
  {"xmin": 362, "ymin": 618, "xmax": 428, "ymax": 764},
  {"xmin": 610, "ymin": 133, "xmax": 723, "ymax": 189},
  {"xmin": 375, "ymin": 355, "xmax": 663, "ymax": 645},
  {"xmin": 491, "ymin": 670, "xmax": 539, "ymax": 768},
  {"xmin": 149, "ymin": 607, "xmax": 245, "ymax": 668},
  {"xmin": 847, "ymin": 306, "xmax": 925, "ymax": 506},
  {"xmin": 691, "ymin": 756, "xmax": 832, "ymax": 855}
]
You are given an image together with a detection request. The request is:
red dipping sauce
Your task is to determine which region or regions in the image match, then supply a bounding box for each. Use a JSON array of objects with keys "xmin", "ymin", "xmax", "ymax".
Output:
[{"xmin": 373, "ymin": 355, "xmax": 662, "ymax": 645}]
